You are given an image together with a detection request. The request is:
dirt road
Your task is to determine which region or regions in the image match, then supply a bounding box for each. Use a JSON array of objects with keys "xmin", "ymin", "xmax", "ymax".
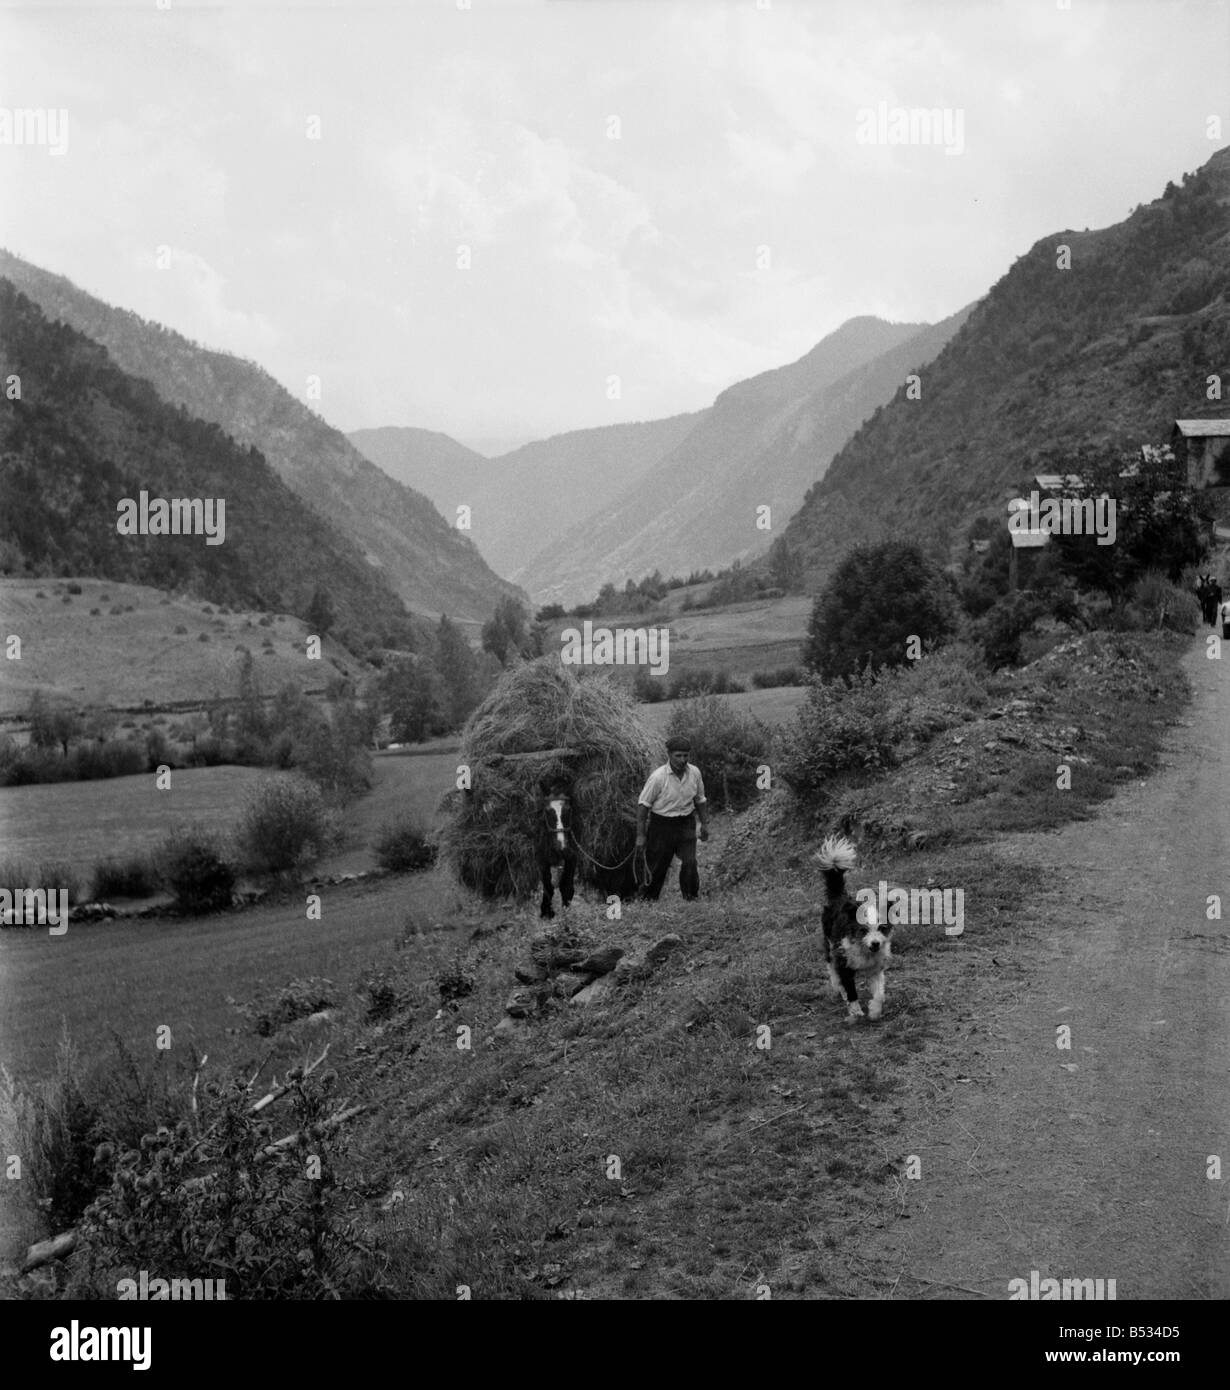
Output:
[{"xmin": 865, "ymin": 639, "xmax": 1230, "ymax": 1299}]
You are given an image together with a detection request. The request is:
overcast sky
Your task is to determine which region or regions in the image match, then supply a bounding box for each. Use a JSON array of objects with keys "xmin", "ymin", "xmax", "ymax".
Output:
[{"xmin": 1, "ymin": 0, "xmax": 1226, "ymax": 453}]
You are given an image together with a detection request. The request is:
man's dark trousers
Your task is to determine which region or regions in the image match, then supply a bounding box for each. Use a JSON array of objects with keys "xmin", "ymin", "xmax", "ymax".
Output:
[{"xmin": 643, "ymin": 811, "xmax": 699, "ymax": 900}]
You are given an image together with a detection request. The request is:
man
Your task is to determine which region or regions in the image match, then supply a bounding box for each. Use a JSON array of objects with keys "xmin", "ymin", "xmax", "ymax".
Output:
[{"xmin": 636, "ymin": 734, "xmax": 710, "ymax": 901}]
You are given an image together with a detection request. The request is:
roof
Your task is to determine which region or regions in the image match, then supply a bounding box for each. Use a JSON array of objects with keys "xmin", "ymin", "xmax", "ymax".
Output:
[
  {"xmin": 1009, "ymin": 530, "xmax": 1049, "ymax": 549},
  {"xmin": 1173, "ymin": 419, "xmax": 1230, "ymax": 439},
  {"xmin": 1034, "ymin": 473, "xmax": 1086, "ymax": 490}
]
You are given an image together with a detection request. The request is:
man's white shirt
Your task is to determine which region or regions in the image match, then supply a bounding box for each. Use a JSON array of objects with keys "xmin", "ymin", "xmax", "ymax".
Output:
[{"xmin": 638, "ymin": 762, "xmax": 707, "ymax": 817}]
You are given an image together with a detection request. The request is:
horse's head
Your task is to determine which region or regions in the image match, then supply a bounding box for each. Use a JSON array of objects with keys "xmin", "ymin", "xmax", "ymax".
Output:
[{"xmin": 541, "ymin": 786, "xmax": 573, "ymax": 853}]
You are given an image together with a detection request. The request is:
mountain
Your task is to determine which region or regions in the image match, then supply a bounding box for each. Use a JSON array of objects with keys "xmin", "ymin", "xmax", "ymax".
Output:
[
  {"xmin": 0, "ymin": 250, "xmax": 526, "ymax": 623},
  {"xmin": 347, "ymin": 427, "xmax": 490, "ymax": 527},
  {"xmin": 778, "ymin": 146, "xmax": 1230, "ymax": 585},
  {"xmin": 351, "ymin": 414, "xmax": 702, "ymax": 583},
  {"xmin": 0, "ymin": 280, "xmax": 414, "ymax": 643},
  {"xmin": 514, "ymin": 313, "xmax": 972, "ymax": 605}
]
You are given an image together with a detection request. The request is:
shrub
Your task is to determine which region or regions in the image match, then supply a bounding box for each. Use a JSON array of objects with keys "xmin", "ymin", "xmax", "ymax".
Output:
[
  {"xmin": 160, "ymin": 827, "xmax": 236, "ymax": 915},
  {"xmin": 666, "ymin": 667, "xmax": 740, "ymax": 699},
  {"xmin": 33, "ymin": 860, "xmax": 85, "ymax": 906},
  {"xmin": 238, "ymin": 775, "xmax": 331, "ymax": 874},
  {"xmin": 632, "ymin": 667, "xmax": 667, "ymax": 703},
  {"xmin": 777, "ymin": 668, "xmax": 899, "ymax": 797},
  {"xmin": 751, "ymin": 665, "xmax": 805, "ymax": 689},
  {"xmin": 436, "ymin": 956, "xmax": 475, "ymax": 1007},
  {"xmin": 663, "ymin": 693, "xmax": 772, "ymax": 810},
  {"xmin": 975, "ymin": 592, "xmax": 1046, "ymax": 669},
  {"xmin": 1132, "ymin": 571, "xmax": 1201, "ymax": 634},
  {"xmin": 67, "ymin": 582, "xmax": 82, "ymax": 595},
  {"xmin": 92, "ymin": 854, "xmax": 161, "ymax": 901},
  {"xmin": 1, "ymin": 1033, "xmax": 187, "ymax": 1236},
  {"xmin": 374, "ymin": 819, "xmax": 437, "ymax": 873},
  {"xmin": 174, "ymin": 625, "xmax": 188, "ymax": 636},
  {"xmin": 244, "ymin": 977, "xmax": 336, "ymax": 1036},
  {"xmin": 69, "ymin": 1070, "xmax": 368, "ymax": 1299},
  {"xmin": 359, "ymin": 967, "xmax": 399, "ymax": 1022}
]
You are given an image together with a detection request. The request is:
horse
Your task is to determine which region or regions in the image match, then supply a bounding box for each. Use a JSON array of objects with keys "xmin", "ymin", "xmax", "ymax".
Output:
[
  {"xmin": 536, "ymin": 778, "xmax": 577, "ymax": 919},
  {"xmin": 1195, "ymin": 573, "xmax": 1223, "ymax": 626}
]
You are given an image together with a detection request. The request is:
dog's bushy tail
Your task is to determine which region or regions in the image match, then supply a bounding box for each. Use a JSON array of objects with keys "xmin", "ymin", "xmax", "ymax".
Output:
[{"xmin": 816, "ymin": 834, "xmax": 857, "ymax": 899}]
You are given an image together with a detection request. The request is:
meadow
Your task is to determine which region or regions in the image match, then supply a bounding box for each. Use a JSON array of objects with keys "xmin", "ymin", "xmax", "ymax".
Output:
[{"xmin": 0, "ymin": 576, "xmax": 361, "ymax": 725}]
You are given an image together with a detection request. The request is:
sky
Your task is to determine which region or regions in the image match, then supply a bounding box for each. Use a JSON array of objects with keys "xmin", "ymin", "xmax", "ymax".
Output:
[{"xmin": 1, "ymin": 0, "xmax": 1227, "ymax": 453}]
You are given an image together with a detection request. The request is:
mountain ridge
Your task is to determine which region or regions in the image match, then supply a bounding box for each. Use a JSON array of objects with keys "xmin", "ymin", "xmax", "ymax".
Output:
[{"xmin": 0, "ymin": 250, "xmax": 525, "ymax": 623}]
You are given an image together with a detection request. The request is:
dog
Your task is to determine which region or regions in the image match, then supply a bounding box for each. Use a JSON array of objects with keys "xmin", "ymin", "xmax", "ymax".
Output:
[{"xmin": 815, "ymin": 834, "xmax": 893, "ymax": 1022}]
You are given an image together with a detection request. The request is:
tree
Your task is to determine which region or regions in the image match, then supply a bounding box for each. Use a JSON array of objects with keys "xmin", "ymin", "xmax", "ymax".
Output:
[
  {"xmin": 767, "ymin": 536, "xmax": 805, "ymax": 593},
  {"xmin": 435, "ymin": 615, "xmax": 482, "ymax": 730},
  {"xmin": 234, "ymin": 649, "xmax": 269, "ymax": 752},
  {"xmin": 1043, "ymin": 443, "xmax": 1208, "ymax": 605},
  {"xmin": 379, "ymin": 656, "xmax": 447, "ymax": 743},
  {"xmin": 804, "ymin": 542, "xmax": 957, "ymax": 679},
  {"xmin": 481, "ymin": 597, "xmax": 537, "ymax": 666},
  {"xmin": 26, "ymin": 691, "xmax": 81, "ymax": 755}
]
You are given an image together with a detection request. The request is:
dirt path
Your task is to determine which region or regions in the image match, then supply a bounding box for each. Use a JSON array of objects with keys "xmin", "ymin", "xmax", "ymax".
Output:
[{"xmin": 863, "ymin": 639, "xmax": 1230, "ymax": 1299}]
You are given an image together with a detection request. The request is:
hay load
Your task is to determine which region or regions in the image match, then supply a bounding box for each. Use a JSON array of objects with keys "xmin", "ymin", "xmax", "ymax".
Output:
[{"xmin": 441, "ymin": 659, "xmax": 660, "ymax": 902}]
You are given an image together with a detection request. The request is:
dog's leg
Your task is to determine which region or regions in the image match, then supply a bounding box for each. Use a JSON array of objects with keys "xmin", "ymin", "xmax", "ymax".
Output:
[
  {"xmin": 823, "ymin": 939, "xmax": 844, "ymax": 998},
  {"xmin": 835, "ymin": 961, "xmax": 864, "ymax": 1021},
  {"xmin": 867, "ymin": 968, "xmax": 886, "ymax": 1020}
]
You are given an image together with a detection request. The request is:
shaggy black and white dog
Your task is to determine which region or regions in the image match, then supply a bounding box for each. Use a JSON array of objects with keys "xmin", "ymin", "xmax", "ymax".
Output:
[{"xmin": 816, "ymin": 834, "xmax": 892, "ymax": 1022}]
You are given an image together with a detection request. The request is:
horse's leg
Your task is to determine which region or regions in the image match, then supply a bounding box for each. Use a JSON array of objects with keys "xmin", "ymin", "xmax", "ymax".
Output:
[
  {"xmin": 539, "ymin": 858, "xmax": 555, "ymax": 918},
  {"xmin": 560, "ymin": 852, "xmax": 576, "ymax": 909}
]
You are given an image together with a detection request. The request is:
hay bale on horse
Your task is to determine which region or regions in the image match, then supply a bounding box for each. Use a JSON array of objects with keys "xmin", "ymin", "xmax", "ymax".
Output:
[{"xmin": 440, "ymin": 660, "xmax": 656, "ymax": 912}]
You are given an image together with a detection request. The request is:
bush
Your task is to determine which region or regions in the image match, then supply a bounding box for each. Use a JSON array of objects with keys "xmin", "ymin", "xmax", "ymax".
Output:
[
  {"xmin": 1, "ymin": 1033, "xmax": 187, "ymax": 1235},
  {"xmin": 751, "ymin": 665, "xmax": 805, "ymax": 689},
  {"xmin": 160, "ymin": 827, "xmax": 236, "ymax": 915},
  {"xmin": 66, "ymin": 582, "xmax": 82, "ymax": 595},
  {"xmin": 777, "ymin": 668, "xmax": 899, "ymax": 797},
  {"xmin": 1132, "ymin": 571, "xmax": 1201, "ymax": 634},
  {"xmin": 244, "ymin": 977, "xmax": 337, "ymax": 1037},
  {"xmin": 666, "ymin": 667, "xmax": 741, "ymax": 699},
  {"xmin": 238, "ymin": 775, "xmax": 331, "ymax": 874},
  {"xmin": 975, "ymin": 592, "xmax": 1046, "ymax": 669},
  {"xmin": 69, "ymin": 1069, "xmax": 368, "ymax": 1299},
  {"xmin": 374, "ymin": 819, "xmax": 437, "ymax": 873},
  {"xmin": 632, "ymin": 667, "xmax": 667, "ymax": 703},
  {"xmin": 664, "ymin": 693, "xmax": 771, "ymax": 810},
  {"xmin": 92, "ymin": 854, "xmax": 161, "ymax": 901}
]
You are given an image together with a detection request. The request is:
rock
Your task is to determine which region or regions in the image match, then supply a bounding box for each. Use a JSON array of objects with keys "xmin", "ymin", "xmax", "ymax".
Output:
[
  {"xmin": 645, "ymin": 934, "xmax": 683, "ymax": 965},
  {"xmin": 575, "ymin": 946, "xmax": 624, "ymax": 977},
  {"xmin": 571, "ymin": 977, "xmax": 613, "ymax": 1007},
  {"xmin": 613, "ymin": 955, "xmax": 651, "ymax": 984},
  {"xmin": 549, "ymin": 945, "xmax": 589, "ymax": 970},
  {"xmin": 504, "ymin": 988, "xmax": 543, "ymax": 1018},
  {"xmin": 553, "ymin": 972, "xmax": 591, "ymax": 999},
  {"xmin": 514, "ymin": 962, "xmax": 548, "ymax": 985}
]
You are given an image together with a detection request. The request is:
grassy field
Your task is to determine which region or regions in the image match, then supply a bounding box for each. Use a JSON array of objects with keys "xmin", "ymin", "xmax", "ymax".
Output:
[
  {"xmin": 539, "ymin": 593, "xmax": 808, "ymax": 689},
  {"xmin": 0, "ymin": 576, "xmax": 362, "ymax": 723}
]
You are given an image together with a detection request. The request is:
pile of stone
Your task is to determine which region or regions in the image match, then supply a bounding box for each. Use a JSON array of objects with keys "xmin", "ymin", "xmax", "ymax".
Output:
[{"xmin": 493, "ymin": 925, "xmax": 683, "ymax": 1040}]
